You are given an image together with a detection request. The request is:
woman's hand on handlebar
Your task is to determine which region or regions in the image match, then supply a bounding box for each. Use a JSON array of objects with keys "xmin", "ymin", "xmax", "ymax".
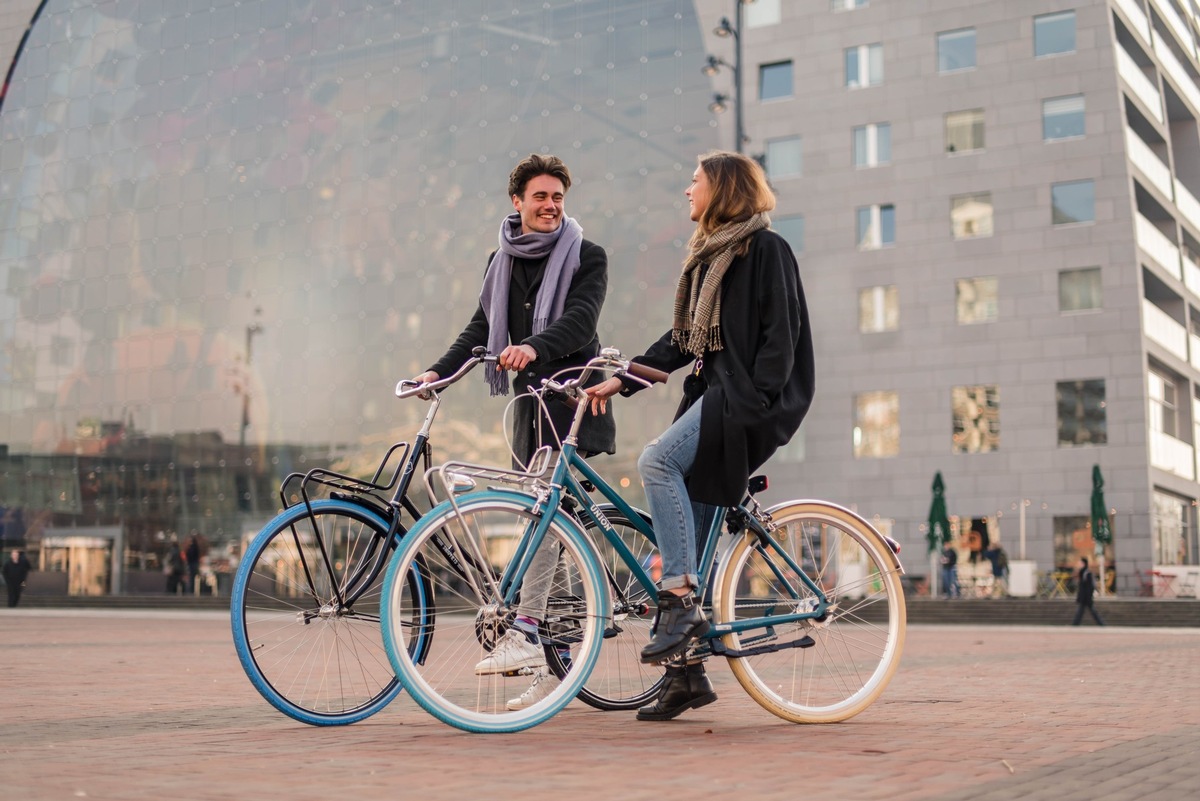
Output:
[{"xmin": 585, "ymin": 377, "xmax": 624, "ymax": 416}]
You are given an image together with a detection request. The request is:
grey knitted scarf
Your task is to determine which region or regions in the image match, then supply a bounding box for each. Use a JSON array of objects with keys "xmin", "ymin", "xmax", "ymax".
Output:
[
  {"xmin": 672, "ymin": 212, "xmax": 770, "ymax": 358},
  {"xmin": 480, "ymin": 212, "xmax": 584, "ymax": 395}
]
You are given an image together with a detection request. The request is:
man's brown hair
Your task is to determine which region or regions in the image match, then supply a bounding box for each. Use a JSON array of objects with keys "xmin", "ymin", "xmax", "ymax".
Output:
[{"xmin": 508, "ymin": 153, "xmax": 572, "ymax": 199}]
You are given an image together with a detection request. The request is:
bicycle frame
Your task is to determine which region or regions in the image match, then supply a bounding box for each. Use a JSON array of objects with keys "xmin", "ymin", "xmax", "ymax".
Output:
[{"xmin": 491, "ymin": 383, "xmax": 833, "ymax": 640}]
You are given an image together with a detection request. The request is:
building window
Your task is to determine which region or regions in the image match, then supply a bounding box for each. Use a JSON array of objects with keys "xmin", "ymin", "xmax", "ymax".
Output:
[
  {"xmin": 746, "ymin": 0, "xmax": 782, "ymax": 27},
  {"xmin": 832, "ymin": 0, "xmax": 868, "ymax": 10},
  {"xmin": 856, "ymin": 203, "xmax": 895, "ymax": 249},
  {"xmin": 760, "ymin": 61, "xmax": 793, "ymax": 101},
  {"xmin": 765, "ymin": 136, "xmax": 802, "ymax": 179},
  {"xmin": 937, "ymin": 28, "xmax": 976, "ymax": 73},
  {"xmin": 1152, "ymin": 490, "xmax": 1190, "ymax": 566},
  {"xmin": 853, "ymin": 122, "xmax": 891, "ymax": 167},
  {"xmin": 945, "ymin": 109, "xmax": 984, "ymax": 153},
  {"xmin": 1057, "ymin": 379, "xmax": 1107, "ymax": 446},
  {"xmin": 775, "ymin": 214, "xmax": 805, "ymax": 254},
  {"xmin": 1034, "ymin": 11, "xmax": 1076, "ymax": 57},
  {"xmin": 859, "ymin": 285, "xmax": 899, "ymax": 332},
  {"xmin": 951, "ymin": 192, "xmax": 993, "ymax": 239},
  {"xmin": 952, "ymin": 384, "xmax": 999, "ymax": 453},
  {"xmin": 1149, "ymin": 371, "xmax": 1179, "ymax": 437},
  {"xmin": 1052, "ymin": 180, "xmax": 1095, "ymax": 225},
  {"xmin": 1043, "ymin": 95, "xmax": 1085, "ymax": 141},
  {"xmin": 956, "ymin": 277, "xmax": 998, "ymax": 324},
  {"xmin": 854, "ymin": 391, "xmax": 900, "ymax": 458},
  {"xmin": 845, "ymin": 43, "xmax": 883, "ymax": 88},
  {"xmin": 1059, "ymin": 267, "xmax": 1102, "ymax": 312}
]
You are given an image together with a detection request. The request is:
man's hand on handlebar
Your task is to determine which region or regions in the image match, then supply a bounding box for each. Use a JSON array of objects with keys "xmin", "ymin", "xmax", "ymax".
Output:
[
  {"xmin": 412, "ymin": 370, "xmax": 440, "ymax": 400},
  {"xmin": 498, "ymin": 343, "xmax": 538, "ymax": 372},
  {"xmin": 585, "ymin": 377, "xmax": 624, "ymax": 416}
]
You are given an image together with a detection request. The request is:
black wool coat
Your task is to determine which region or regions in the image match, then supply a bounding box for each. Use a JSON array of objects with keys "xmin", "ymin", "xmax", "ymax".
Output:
[
  {"xmin": 430, "ymin": 239, "xmax": 617, "ymax": 460},
  {"xmin": 625, "ymin": 229, "xmax": 814, "ymax": 506}
]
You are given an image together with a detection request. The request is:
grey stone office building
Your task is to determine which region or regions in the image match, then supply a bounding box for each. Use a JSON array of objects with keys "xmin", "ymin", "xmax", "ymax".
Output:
[
  {"xmin": 732, "ymin": 0, "xmax": 1200, "ymax": 595},
  {"xmin": 1, "ymin": 0, "xmax": 1198, "ymax": 597}
]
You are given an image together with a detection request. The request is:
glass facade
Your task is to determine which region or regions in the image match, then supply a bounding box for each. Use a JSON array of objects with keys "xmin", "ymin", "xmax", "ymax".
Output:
[{"xmin": 0, "ymin": 0, "xmax": 721, "ymax": 591}]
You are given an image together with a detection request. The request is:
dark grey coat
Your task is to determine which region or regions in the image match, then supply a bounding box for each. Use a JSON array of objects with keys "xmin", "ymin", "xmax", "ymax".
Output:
[
  {"xmin": 430, "ymin": 239, "xmax": 617, "ymax": 461},
  {"xmin": 625, "ymin": 229, "xmax": 814, "ymax": 505}
]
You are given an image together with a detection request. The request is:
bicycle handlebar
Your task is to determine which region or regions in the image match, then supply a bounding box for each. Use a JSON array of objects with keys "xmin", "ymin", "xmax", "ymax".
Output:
[{"xmin": 395, "ymin": 346, "xmax": 499, "ymax": 399}]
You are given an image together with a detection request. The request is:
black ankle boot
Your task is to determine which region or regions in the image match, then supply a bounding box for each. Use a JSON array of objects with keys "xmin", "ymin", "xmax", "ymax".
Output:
[
  {"xmin": 640, "ymin": 593, "xmax": 710, "ymax": 664},
  {"xmin": 636, "ymin": 662, "xmax": 717, "ymax": 721}
]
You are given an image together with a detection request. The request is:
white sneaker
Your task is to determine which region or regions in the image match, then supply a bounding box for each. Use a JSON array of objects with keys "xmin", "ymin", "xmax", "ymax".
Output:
[
  {"xmin": 474, "ymin": 628, "xmax": 547, "ymax": 675},
  {"xmin": 506, "ymin": 670, "xmax": 557, "ymax": 710}
]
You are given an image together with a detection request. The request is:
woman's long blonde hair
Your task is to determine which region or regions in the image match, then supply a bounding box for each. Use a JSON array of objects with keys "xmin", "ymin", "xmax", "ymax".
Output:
[{"xmin": 689, "ymin": 150, "xmax": 776, "ymax": 246}]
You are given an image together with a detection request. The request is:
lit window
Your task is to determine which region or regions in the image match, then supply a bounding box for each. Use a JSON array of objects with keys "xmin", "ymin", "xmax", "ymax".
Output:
[
  {"xmin": 1051, "ymin": 180, "xmax": 1095, "ymax": 225},
  {"xmin": 853, "ymin": 122, "xmax": 891, "ymax": 167},
  {"xmin": 1056, "ymin": 379, "xmax": 1107, "ymax": 446},
  {"xmin": 854, "ymin": 391, "xmax": 900, "ymax": 458},
  {"xmin": 1059, "ymin": 267, "xmax": 1102, "ymax": 312},
  {"xmin": 845, "ymin": 43, "xmax": 883, "ymax": 88},
  {"xmin": 760, "ymin": 61, "xmax": 793, "ymax": 101},
  {"xmin": 856, "ymin": 204, "xmax": 895, "ymax": 249},
  {"xmin": 951, "ymin": 192, "xmax": 993, "ymax": 239},
  {"xmin": 766, "ymin": 136, "xmax": 802, "ymax": 179},
  {"xmin": 1034, "ymin": 11, "xmax": 1076, "ymax": 57},
  {"xmin": 859, "ymin": 285, "xmax": 898, "ymax": 332},
  {"xmin": 945, "ymin": 109, "xmax": 984, "ymax": 153},
  {"xmin": 1043, "ymin": 95, "xmax": 1085, "ymax": 141},
  {"xmin": 938, "ymin": 28, "xmax": 976, "ymax": 73},
  {"xmin": 956, "ymin": 277, "xmax": 998, "ymax": 324},
  {"xmin": 952, "ymin": 385, "xmax": 999, "ymax": 453}
]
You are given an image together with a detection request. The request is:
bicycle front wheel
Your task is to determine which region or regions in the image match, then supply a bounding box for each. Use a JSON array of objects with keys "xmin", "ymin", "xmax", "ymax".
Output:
[
  {"xmin": 547, "ymin": 506, "xmax": 664, "ymax": 711},
  {"xmin": 381, "ymin": 492, "xmax": 607, "ymax": 733},
  {"xmin": 712, "ymin": 501, "xmax": 906, "ymax": 723},
  {"xmin": 231, "ymin": 499, "xmax": 428, "ymax": 726}
]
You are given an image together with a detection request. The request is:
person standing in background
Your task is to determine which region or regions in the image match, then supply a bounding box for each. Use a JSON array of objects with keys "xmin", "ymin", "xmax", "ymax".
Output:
[{"xmin": 3, "ymin": 549, "xmax": 32, "ymax": 608}]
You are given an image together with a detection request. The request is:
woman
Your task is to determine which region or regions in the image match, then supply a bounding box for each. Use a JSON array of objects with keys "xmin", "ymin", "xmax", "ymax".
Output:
[{"xmin": 587, "ymin": 151, "xmax": 814, "ymax": 721}]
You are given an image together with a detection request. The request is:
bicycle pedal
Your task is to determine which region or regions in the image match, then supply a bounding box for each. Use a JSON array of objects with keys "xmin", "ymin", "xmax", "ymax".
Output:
[{"xmin": 499, "ymin": 667, "xmax": 537, "ymax": 677}]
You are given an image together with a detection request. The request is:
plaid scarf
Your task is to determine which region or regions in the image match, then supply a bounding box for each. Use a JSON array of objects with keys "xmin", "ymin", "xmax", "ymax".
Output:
[{"xmin": 672, "ymin": 212, "xmax": 769, "ymax": 357}]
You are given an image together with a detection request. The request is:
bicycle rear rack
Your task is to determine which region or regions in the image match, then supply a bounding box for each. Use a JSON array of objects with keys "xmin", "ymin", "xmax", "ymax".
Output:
[{"xmin": 279, "ymin": 441, "xmax": 414, "ymax": 522}]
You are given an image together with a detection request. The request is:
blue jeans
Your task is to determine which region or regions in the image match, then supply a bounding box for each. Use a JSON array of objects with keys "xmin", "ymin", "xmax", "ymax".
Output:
[{"xmin": 637, "ymin": 400, "xmax": 718, "ymax": 592}]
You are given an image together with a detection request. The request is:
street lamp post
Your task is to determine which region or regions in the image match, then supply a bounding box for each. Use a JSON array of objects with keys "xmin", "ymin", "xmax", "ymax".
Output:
[
  {"xmin": 704, "ymin": 1, "xmax": 755, "ymax": 153},
  {"xmin": 239, "ymin": 315, "xmax": 263, "ymax": 450}
]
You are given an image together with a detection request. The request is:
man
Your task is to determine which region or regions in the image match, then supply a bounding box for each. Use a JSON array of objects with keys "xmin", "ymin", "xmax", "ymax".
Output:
[
  {"xmin": 3, "ymin": 549, "xmax": 32, "ymax": 608},
  {"xmin": 1072, "ymin": 556, "xmax": 1105, "ymax": 626},
  {"xmin": 414, "ymin": 153, "xmax": 615, "ymax": 709}
]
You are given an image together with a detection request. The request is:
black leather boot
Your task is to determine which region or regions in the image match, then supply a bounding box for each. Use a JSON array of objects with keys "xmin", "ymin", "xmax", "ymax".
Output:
[
  {"xmin": 640, "ymin": 592, "xmax": 710, "ymax": 664},
  {"xmin": 637, "ymin": 662, "xmax": 717, "ymax": 721}
]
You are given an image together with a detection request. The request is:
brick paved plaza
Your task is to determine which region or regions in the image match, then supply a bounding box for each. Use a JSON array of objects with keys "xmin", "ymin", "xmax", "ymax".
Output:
[{"xmin": 2, "ymin": 609, "xmax": 1198, "ymax": 800}]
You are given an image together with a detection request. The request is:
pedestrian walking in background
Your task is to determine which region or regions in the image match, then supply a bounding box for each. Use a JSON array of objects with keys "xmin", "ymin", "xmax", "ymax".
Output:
[
  {"xmin": 985, "ymin": 540, "xmax": 1008, "ymax": 597},
  {"xmin": 1072, "ymin": 556, "xmax": 1105, "ymax": 626},
  {"xmin": 940, "ymin": 541, "xmax": 960, "ymax": 599},
  {"xmin": 3, "ymin": 549, "xmax": 32, "ymax": 608}
]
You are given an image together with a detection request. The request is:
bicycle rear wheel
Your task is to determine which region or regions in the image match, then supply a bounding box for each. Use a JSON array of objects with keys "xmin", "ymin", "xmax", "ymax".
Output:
[
  {"xmin": 381, "ymin": 491, "xmax": 607, "ymax": 733},
  {"xmin": 231, "ymin": 499, "xmax": 430, "ymax": 726},
  {"xmin": 712, "ymin": 501, "xmax": 906, "ymax": 723},
  {"xmin": 547, "ymin": 506, "xmax": 664, "ymax": 710}
]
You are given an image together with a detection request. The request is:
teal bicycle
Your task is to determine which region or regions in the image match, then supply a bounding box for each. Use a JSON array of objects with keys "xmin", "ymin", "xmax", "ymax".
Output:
[{"xmin": 380, "ymin": 349, "xmax": 907, "ymax": 733}]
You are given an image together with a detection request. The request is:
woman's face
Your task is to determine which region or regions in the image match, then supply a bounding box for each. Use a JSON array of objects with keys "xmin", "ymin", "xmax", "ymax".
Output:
[{"xmin": 686, "ymin": 164, "xmax": 711, "ymax": 223}]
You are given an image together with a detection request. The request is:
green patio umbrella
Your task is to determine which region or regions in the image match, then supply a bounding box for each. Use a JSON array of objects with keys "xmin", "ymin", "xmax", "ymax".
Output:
[
  {"xmin": 1091, "ymin": 464, "xmax": 1112, "ymax": 595},
  {"xmin": 927, "ymin": 471, "xmax": 952, "ymax": 553}
]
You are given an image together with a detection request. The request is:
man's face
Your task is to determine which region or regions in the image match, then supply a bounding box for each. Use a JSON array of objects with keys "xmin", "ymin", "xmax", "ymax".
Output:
[{"xmin": 513, "ymin": 174, "xmax": 566, "ymax": 234}]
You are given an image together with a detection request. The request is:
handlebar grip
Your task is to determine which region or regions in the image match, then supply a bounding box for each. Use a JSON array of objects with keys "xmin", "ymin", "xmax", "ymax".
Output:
[{"xmin": 626, "ymin": 362, "xmax": 669, "ymax": 384}]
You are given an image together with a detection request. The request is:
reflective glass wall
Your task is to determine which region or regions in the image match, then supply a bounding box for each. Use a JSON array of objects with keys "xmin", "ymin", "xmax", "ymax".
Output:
[{"xmin": 0, "ymin": 0, "xmax": 718, "ymax": 592}]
